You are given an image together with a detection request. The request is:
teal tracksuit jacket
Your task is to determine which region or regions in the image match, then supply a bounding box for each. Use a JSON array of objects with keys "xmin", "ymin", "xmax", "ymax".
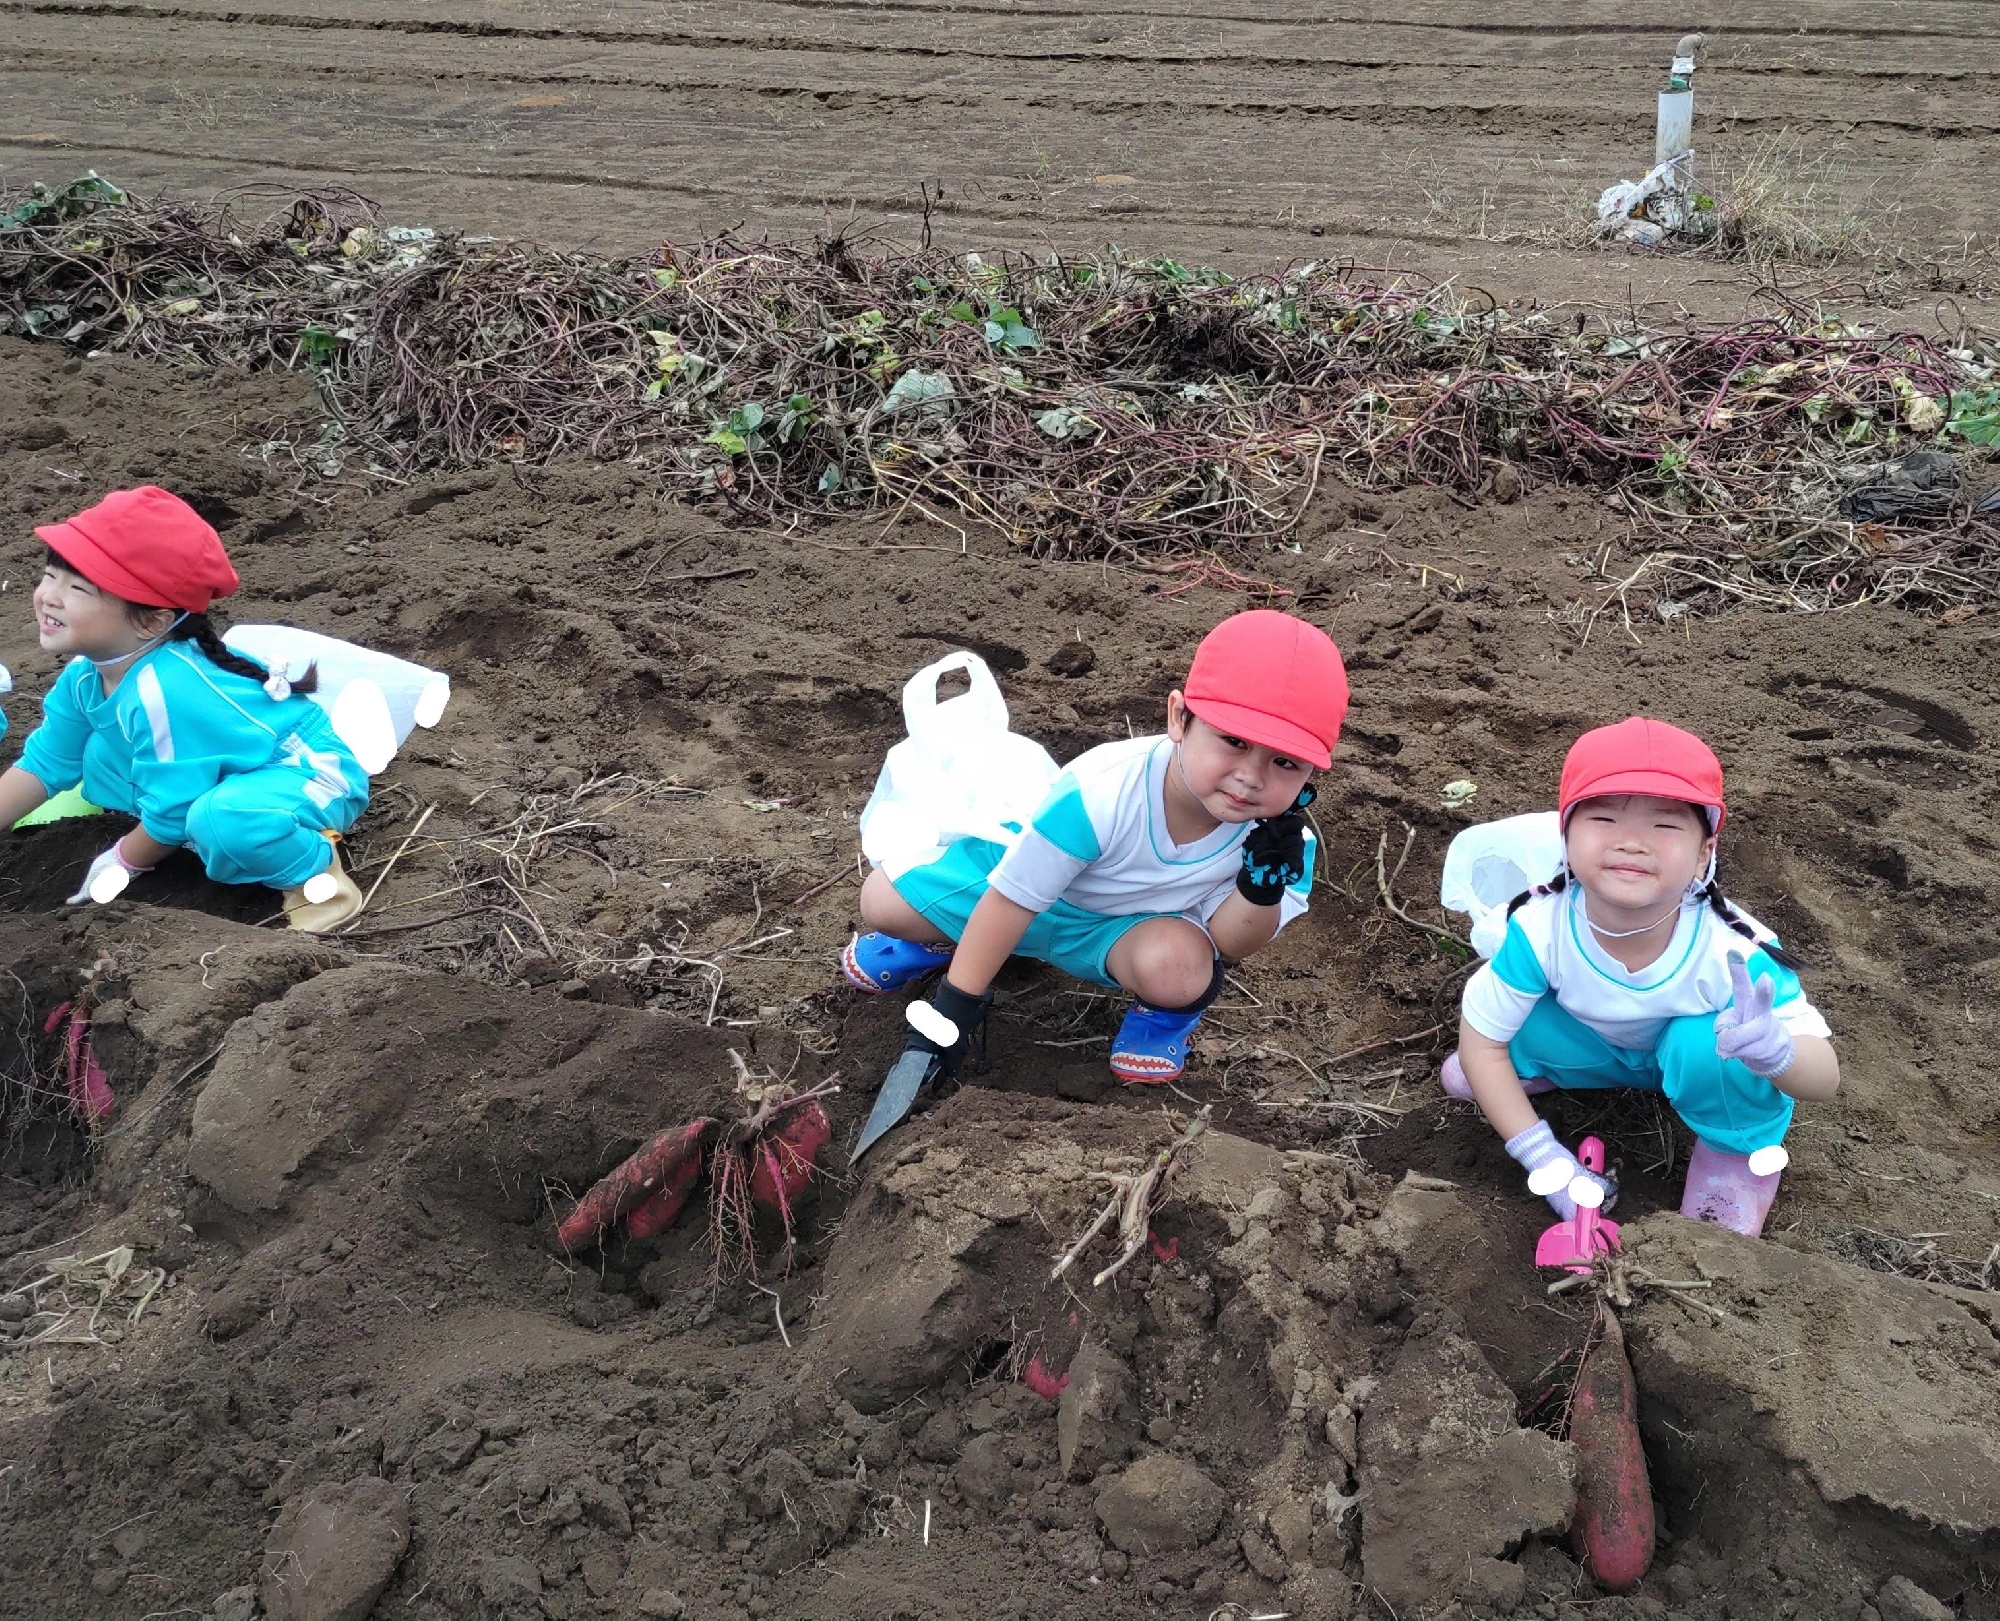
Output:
[{"xmin": 16, "ymin": 643, "xmax": 368, "ymax": 889}]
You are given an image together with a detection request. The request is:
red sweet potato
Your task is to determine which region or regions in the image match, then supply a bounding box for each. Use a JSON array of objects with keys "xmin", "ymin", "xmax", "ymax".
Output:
[
  {"xmin": 557, "ymin": 1119, "xmax": 711, "ymax": 1252},
  {"xmin": 623, "ymin": 1142, "xmax": 705, "ymax": 1240},
  {"xmin": 1570, "ymin": 1306, "xmax": 1655, "ymax": 1593},
  {"xmin": 749, "ymin": 1101, "xmax": 831, "ymax": 1214}
]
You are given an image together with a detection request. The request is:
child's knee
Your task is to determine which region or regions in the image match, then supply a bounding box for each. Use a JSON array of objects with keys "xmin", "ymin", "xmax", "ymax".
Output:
[
  {"xmin": 857, "ymin": 868, "xmax": 907, "ymax": 932},
  {"xmin": 1113, "ymin": 922, "xmax": 1214, "ymax": 1008}
]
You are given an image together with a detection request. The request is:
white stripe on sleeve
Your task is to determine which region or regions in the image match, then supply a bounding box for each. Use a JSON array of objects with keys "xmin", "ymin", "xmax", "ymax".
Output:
[{"xmin": 135, "ymin": 665, "xmax": 176, "ymax": 762}]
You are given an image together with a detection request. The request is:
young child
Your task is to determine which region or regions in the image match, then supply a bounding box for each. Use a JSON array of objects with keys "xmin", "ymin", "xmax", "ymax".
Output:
[
  {"xmin": 0, "ymin": 485, "xmax": 369, "ymax": 932},
  {"xmin": 1446, "ymin": 717, "xmax": 1839, "ymax": 1237},
  {"xmin": 841, "ymin": 609, "xmax": 1347, "ymax": 1084}
]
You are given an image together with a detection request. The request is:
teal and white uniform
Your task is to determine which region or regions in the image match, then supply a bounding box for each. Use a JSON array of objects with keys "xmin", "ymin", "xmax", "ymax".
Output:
[
  {"xmin": 888, "ymin": 735, "xmax": 1313, "ymax": 987},
  {"xmin": 17, "ymin": 643, "xmax": 368, "ymax": 890},
  {"xmin": 1461, "ymin": 884, "xmax": 1830, "ymax": 1154}
]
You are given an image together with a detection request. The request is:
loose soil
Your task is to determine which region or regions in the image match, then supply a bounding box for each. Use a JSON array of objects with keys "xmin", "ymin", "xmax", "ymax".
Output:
[{"xmin": 1, "ymin": 281, "xmax": 1998, "ymax": 1618}]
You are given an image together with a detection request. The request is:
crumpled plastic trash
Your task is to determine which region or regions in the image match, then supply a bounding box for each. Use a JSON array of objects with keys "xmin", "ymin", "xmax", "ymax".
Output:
[
  {"xmin": 1595, "ymin": 154, "xmax": 1693, "ymax": 244},
  {"xmin": 1839, "ymin": 448, "xmax": 1960, "ymax": 523}
]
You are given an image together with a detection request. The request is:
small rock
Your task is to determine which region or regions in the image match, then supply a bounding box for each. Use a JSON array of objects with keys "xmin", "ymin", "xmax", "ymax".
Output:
[
  {"xmin": 112, "ymin": 1524, "xmax": 150, "ymax": 1560},
  {"xmin": 213, "ymin": 1586, "xmax": 259, "ymax": 1621},
  {"xmin": 89, "ymin": 1569, "xmax": 126, "ymax": 1596},
  {"xmin": 259, "ymin": 1476, "xmax": 411, "ymax": 1621},
  {"xmin": 955, "ymin": 1432, "xmax": 1020, "ymax": 1508},
  {"xmin": 475, "ymin": 1553, "xmax": 542, "ymax": 1606},
  {"xmin": 580, "ymin": 1548, "xmax": 626, "ymax": 1598},
  {"xmin": 1047, "ymin": 642, "xmax": 1096, "ymax": 678},
  {"xmin": 913, "ymin": 1410, "xmax": 962, "ymax": 1464},
  {"xmin": 1100, "ymin": 1548, "xmax": 1129, "ymax": 1577},
  {"xmin": 1241, "ymin": 1530, "xmax": 1288, "ymax": 1582},
  {"xmin": 1057, "ymin": 1342, "xmax": 1136, "ymax": 1479},
  {"xmin": 1094, "ymin": 1453, "xmax": 1228, "ymax": 1552},
  {"xmin": 0, "ymin": 1294, "xmax": 29, "ymax": 1322},
  {"xmin": 1491, "ymin": 463, "xmax": 1525, "ymax": 504},
  {"xmin": 636, "ymin": 1592, "xmax": 685, "ymax": 1620},
  {"xmin": 1876, "ymin": 1576, "xmax": 1953, "ymax": 1621},
  {"xmin": 1268, "ymin": 1495, "xmax": 1313, "ymax": 1565},
  {"xmin": 574, "ymin": 1475, "xmax": 632, "ymax": 1537}
]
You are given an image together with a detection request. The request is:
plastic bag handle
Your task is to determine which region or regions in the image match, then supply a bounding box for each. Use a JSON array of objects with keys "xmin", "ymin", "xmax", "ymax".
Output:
[{"xmin": 902, "ymin": 651, "xmax": 1007, "ymax": 738}]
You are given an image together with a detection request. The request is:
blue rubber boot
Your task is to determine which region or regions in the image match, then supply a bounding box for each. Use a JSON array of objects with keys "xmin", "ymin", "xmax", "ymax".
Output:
[
  {"xmin": 1109, "ymin": 1003, "xmax": 1206, "ymax": 1085},
  {"xmin": 840, "ymin": 931, "xmax": 955, "ymax": 994}
]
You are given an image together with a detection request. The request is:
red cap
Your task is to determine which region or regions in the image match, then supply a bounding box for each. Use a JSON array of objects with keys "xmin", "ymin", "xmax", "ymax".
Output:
[
  {"xmin": 1182, "ymin": 610, "xmax": 1348, "ymax": 769},
  {"xmin": 36, "ymin": 486, "xmax": 239, "ymax": 613},
  {"xmin": 1559, "ymin": 717, "xmax": 1726, "ymax": 832}
]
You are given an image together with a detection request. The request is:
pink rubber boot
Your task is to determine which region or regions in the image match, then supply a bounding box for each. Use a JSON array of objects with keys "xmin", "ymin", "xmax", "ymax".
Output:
[
  {"xmin": 1439, "ymin": 1050, "xmax": 1554, "ymax": 1102},
  {"xmin": 1679, "ymin": 1140, "xmax": 1783, "ymax": 1237}
]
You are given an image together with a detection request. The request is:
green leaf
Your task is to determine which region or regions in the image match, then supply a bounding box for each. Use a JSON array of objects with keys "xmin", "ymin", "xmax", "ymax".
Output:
[
  {"xmin": 704, "ymin": 428, "xmax": 748, "ymax": 455},
  {"xmin": 299, "ymin": 326, "xmax": 339, "ymax": 366},
  {"xmin": 734, "ymin": 401, "xmax": 765, "ymax": 433},
  {"xmin": 1946, "ymin": 388, "xmax": 2000, "ymax": 446},
  {"xmin": 817, "ymin": 465, "xmax": 843, "ymax": 493},
  {"xmin": 948, "ymin": 300, "xmax": 977, "ymax": 322}
]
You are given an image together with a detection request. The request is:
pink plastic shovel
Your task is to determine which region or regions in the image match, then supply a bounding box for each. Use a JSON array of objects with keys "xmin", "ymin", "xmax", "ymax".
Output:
[{"xmin": 1533, "ymin": 1135, "xmax": 1620, "ymax": 1274}]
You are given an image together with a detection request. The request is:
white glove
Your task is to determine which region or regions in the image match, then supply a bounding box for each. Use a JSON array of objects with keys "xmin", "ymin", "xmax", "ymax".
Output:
[{"xmin": 65, "ymin": 839, "xmax": 153, "ymax": 906}]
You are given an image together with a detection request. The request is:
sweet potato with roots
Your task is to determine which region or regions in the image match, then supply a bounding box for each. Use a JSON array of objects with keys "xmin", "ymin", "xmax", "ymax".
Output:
[
  {"xmin": 623, "ymin": 1140, "xmax": 707, "ymax": 1240},
  {"xmin": 749, "ymin": 1100, "xmax": 831, "ymax": 1215},
  {"xmin": 557, "ymin": 1119, "xmax": 713, "ymax": 1252},
  {"xmin": 1569, "ymin": 1304, "xmax": 1655, "ymax": 1593}
]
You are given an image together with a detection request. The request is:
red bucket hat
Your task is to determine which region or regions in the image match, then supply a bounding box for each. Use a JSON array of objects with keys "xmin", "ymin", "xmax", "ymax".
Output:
[
  {"xmin": 36, "ymin": 486, "xmax": 239, "ymax": 613},
  {"xmin": 1183, "ymin": 609, "xmax": 1348, "ymax": 769},
  {"xmin": 1559, "ymin": 717, "xmax": 1726, "ymax": 833}
]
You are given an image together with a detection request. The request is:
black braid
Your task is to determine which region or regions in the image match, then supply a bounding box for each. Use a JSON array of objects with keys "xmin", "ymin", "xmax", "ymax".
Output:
[
  {"xmin": 1703, "ymin": 878, "xmax": 1802, "ymax": 970},
  {"xmin": 169, "ymin": 613, "xmax": 319, "ymax": 696},
  {"xmin": 1505, "ymin": 869, "xmax": 1567, "ymax": 918}
]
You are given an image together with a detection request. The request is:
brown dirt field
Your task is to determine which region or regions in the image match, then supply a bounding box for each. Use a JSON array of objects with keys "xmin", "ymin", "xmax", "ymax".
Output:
[
  {"xmin": 0, "ymin": 334, "xmax": 1996, "ymax": 1620},
  {"xmin": 2, "ymin": 7, "xmax": 2000, "ymax": 1615},
  {"xmin": 4, "ymin": 0, "xmax": 1999, "ymax": 319}
]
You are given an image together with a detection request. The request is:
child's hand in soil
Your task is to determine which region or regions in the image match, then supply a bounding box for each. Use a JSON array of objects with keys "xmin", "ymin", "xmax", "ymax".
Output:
[{"xmin": 904, "ymin": 979, "xmax": 992, "ymax": 1080}]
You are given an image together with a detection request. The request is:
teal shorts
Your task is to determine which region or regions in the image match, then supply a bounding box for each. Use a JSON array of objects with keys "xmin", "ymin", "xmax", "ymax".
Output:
[{"xmin": 890, "ymin": 836, "xmax": 1171, "ymax": 989}]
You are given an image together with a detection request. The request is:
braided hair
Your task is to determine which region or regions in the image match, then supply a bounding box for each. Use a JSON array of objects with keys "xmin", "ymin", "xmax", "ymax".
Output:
[
  {"xmin": 45, "ymin": 544, "xmax": 317, "ymax": 695},
  {"xmin": 165, "ymin": 611, "xmax": 318, "ymax": 695},
  {"xmin": 1504, "ymin": 866, "xmax": 1802, "ymax": 969}
]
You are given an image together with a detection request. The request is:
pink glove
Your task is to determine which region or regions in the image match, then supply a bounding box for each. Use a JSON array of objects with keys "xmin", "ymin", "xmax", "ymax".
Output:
[{"xmin": 1714, "ymin": 952, "xmax": 1796, "ymax": 1079}]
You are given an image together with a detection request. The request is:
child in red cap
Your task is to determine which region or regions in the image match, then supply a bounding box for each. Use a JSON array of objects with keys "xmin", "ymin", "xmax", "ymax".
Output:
[
  {"xmin": 0, "ymin": 486, "xmax": 370, "ymax": 930},
  {"xmin": 842, "ymin": 609, "xmax": 1348, "ymax": 1085},
  {"xmin": 1445, "ymin": 717, "xmax": 1841, "ymax": 1236}
]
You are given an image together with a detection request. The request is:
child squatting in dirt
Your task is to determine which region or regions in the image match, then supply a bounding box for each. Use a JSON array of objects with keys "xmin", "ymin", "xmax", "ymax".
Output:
[
  {"xmin": 0, "ymin": 485, "xmax": 371, "ymax": 932},
  {"xmin": 841, "ymin": 608, "xmax": 1346, "ymax": 1085},
  {"xmin": 1445, "ymin": 717, "xmax": 1840, "ymax": 1237}
]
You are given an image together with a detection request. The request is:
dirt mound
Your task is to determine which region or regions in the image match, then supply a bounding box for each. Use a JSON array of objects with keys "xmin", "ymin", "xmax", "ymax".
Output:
[{"xmin": 1, "ymin": 336, "xmax": 1998, "ymax": 1619}]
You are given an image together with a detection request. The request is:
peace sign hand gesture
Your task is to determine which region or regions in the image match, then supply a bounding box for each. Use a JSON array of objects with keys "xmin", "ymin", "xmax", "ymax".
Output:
[{"xmin": 1714, "ymin": 951, "xmax": 1797, "ymax": 1079}]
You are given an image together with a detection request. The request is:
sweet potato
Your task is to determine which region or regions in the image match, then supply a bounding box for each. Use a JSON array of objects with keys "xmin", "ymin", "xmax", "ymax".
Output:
[
  {"xmin": 749, "ymin": 1101, "xmax": 831, "ymax": 1214},
  {"xmin": 624, "ymin": 1142, "xmax": 705, "ymax": 1240},
  {"xmin": 1570, "ymin": 1305, "xmax": 1655, "ymax": 1593},
  {"xmin": 557, "ymin": 1119, "xmax": 711, "ymax": 1252}
]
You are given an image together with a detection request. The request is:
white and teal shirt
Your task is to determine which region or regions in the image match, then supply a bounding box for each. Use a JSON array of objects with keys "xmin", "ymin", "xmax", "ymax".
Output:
[
  {"xmin": 1461, "ymin": 883, "xmax": 1830, "ymax": 1052},
  {"xmin": 17, "ymin": 644, "xmax": 361, "ymax": 846},
  {"xmin": 986, "ymin": 735, "xmax": 1313, "ymax": 929}
]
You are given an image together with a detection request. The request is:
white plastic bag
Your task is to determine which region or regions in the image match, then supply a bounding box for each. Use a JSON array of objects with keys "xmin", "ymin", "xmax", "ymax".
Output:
[
  {"xmin": 224, "ymin": 625, "xmax": 451, "ymax": 776},
  {"xmin": 859, "ymin": 651, "xmax": 1058, "ymax": 873},
  {"xmin": 1439, "ymin": 811, "xmax": 1566, "ymax": 959}
]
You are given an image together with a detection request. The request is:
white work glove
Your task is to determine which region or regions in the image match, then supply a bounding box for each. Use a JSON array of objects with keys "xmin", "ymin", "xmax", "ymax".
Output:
[
  {"xmin": 1714, "ymin": 952, "xmax": 1797, "ymax": 1079},
  {"xmin": 65, "ymin": 838, "xmax": 154, "ymax": 907}
]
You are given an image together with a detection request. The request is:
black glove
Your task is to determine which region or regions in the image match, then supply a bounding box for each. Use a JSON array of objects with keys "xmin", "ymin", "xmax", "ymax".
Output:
[
  {"xmin": 1236, "ymin": 785, "xmax": 1315, "ymax": 905},
  {"xmin": 903, "ymin": 979, "xmax": 992, "ymax": 1082}
]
